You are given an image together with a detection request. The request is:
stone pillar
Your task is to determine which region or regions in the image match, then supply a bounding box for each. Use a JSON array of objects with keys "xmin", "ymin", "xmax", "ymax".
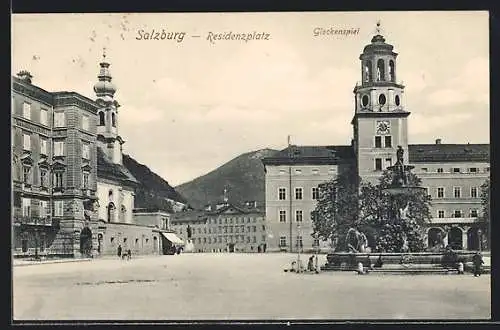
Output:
[{"xmin": 462, "ymin": 226, "xmax": 469, "ymax": 251}]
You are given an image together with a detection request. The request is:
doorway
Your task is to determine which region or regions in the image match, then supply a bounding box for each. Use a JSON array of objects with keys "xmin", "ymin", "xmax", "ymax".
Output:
[{"xmin": 80, "ymin": 227, "xmax": 93, "ymax": 257}]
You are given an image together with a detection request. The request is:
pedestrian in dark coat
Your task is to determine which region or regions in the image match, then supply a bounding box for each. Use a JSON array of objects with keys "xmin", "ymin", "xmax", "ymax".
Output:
[
  {"xmin": 117, "ymin": 245, "xmax": 122, "ymax": 259},
  {"xmin": 472, "ymin": 252, "xmax": 484, "ymax": 277}
]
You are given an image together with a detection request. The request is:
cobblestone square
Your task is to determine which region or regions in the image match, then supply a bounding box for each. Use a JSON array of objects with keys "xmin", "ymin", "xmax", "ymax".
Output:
[{"xmin": 13, "ymin": 253, "xmax": 490, "ymax": 320}]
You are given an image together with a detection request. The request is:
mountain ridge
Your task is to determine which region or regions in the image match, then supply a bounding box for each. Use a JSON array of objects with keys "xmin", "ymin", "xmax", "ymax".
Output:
[{"xmin": 175, "ymin": 148, "xmax": 279, "ymax": 210}]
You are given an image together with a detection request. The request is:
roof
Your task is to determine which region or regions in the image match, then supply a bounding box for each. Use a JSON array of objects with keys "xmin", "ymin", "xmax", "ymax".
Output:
[
  {"xmin": 97, "ymin": 147, "xmax": 139, "ymax": 185},
  {"xmin": 261, "ymin": 145, "xmax": 355, "ymax": 166},
  {"xmin": 172, "ymin": 210, "xmax": 208, "ymax": 223},
  {"xmin": 408, "ymin": 144, "xmax": 490, "ymax": 163},
  {"xmin": 205, "ymin": 202, "xmax": 264, "ymax": 216}
]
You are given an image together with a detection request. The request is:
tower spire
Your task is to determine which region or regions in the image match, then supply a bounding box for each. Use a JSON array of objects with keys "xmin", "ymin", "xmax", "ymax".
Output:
[{"xmin": 375, "ymin": 20, "xmax": 382, "ymax": 35}]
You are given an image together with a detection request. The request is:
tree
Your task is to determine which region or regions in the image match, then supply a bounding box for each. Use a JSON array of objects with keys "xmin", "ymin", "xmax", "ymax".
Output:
[
  {"xmin": 311, "ymin": 167, "xmax": 359, "ymax": 251},
  {"xmin": 360, "ymin": 169, "xmax": 432, "ymax": 252},
  {"xmin": 479, "ymin": 178, "xmax": 490, "ymax": 250},
  {"xmin": 312, "ymin": 166, "xmax": 432, "ymax": 253}
]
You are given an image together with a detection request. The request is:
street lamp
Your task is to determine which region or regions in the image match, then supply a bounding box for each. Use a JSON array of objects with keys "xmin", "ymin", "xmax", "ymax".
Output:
[
  {"xmin": 315, "ymin": 232, "xmax": 319, "ymax": 273},
  {"xmin": 477, "ymin": 228, "xmax": 482, "ymax": 252},
  {"xmin": 296, "ymin": 223, "xmax": 301, "ymax": 273},
  {"xmin": 34, "ymin": 218, "xmax": 40, "ymax": 261}
]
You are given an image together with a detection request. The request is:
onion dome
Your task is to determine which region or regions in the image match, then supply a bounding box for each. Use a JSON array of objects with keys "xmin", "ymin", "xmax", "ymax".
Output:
[
  {"xmin": 362, "ymin": 21, "xmax": 395, "ymax": 54},
  {"xmin": 93, "ymin": 51, "xmax": 116, "ymax": 99}
]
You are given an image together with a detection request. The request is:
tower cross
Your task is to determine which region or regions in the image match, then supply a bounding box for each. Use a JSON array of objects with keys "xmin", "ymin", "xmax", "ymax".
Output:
[
  {"xmin": 375, "ymin": 20, "xmax": 382, "ymax": 34},
  {"xmin": 102, "ymin": 47, "xmax": 107, "ymax": 60}
]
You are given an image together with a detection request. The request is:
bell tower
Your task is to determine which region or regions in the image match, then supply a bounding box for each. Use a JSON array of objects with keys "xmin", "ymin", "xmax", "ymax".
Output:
[
  {"xmin": 94, "ymin": 48, "xmax": 124, "ymax": 165},
  {"xmin": 352, "ymin": 22, "xmax": 410, "ymax": 184}
]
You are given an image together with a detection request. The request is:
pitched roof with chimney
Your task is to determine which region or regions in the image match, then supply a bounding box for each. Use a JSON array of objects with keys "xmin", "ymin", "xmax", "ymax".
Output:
[
  {"xmin": 261, "ymin": 145, "xmax": 355, "ymax": 166},
  {"xmin": 97, "ymin": 147, "xmax": 139, "ymax": 186},
  {"xmin": 408, "ymin": 144, "xmax": 490, "ymax": 163}
]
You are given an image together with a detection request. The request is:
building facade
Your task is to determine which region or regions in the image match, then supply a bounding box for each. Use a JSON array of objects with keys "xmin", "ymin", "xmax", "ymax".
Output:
[
  {"xmin": 11, "ymin": 57, "xmax": 185, "ymax": 258},
  {"xmin": 171, "ymin": 201, "xmax": 266, "ymax": 253},
  {"xmin": 262, "ymin": 30, "xmax": 490, "ymax": 253},
  {"xmin": 12, "ymin": 71, "xmax": 100, "ymax": 258}
]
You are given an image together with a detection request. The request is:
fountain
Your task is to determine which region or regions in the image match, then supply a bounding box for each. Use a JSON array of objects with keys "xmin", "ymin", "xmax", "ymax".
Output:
[{"xmin": 322, "ymin": 146, "xmax": 476, "ymax": 274}]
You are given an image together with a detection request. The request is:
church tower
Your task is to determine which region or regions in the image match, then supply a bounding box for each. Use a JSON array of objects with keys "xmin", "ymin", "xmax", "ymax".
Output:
[
  {"xmin": 352, "ymin": 22, "xmax": 410, "ymax": 184},
  {"xmin": 94, "ymin": 49, "xmax": 124, "ymax": 165}
]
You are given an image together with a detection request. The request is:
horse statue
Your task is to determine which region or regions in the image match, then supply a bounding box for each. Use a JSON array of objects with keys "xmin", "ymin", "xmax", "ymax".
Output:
[{"xmin": 346, "ymin": 227, "xmax": 369, "ymax": 253}]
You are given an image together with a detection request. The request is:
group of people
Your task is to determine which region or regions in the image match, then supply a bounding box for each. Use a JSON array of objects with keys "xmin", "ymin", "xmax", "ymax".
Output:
[
  {"xmin": 117, "ymin": 244, "xmax": 132, "ymax": 260},
  {"xmin": 285, "ymin": 255, "xmax": 319, "ymax": 274}
]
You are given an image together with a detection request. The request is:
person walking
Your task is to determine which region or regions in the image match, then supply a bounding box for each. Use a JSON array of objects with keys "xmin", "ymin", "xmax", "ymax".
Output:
[
  {"xmin": 307, "ymin": 256, "xmax": 315, "ymax": 272},
  {"xmin": 472, "ymin": 252, "xmax": 484, "ymax": 277},
  {"xmin": 117, "ymin": 244, "xmax": 122, "ymax": 259}
]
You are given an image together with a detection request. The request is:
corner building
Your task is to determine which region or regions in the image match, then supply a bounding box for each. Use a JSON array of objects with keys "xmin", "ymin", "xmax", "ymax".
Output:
[{"xmin": 262, "ymin": 31, "xmax": 489, "ymax": 253}]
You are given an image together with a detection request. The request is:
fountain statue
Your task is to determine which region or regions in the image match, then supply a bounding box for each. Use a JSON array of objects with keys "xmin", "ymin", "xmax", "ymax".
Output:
[{"xmin": 346, "ymin": 227, "xmax": 369, "ymax": 253}]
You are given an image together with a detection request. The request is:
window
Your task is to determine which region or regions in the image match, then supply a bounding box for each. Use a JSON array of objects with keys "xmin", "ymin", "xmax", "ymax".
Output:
[
  {"xmin": 54, "ymin": 201, "xmax": 64, "ymax": 216},
  {"xmin": 204, "ymin": 228, "xmax": 207, "ymax": 234},
  {"xmin": 294, "ymin": 169, "xmax": 302, "ymax": 175},
  {"xmin": 437, "ymin": 210, "xmax": 445, "ymax": 218},
  {"xmin": 375, "ymin": 136, "xmax": 382, "ymax": 148},
  {"xmin": 279, "ymin": 169, "xmax": 286, "ymax": 175},
  {"xmin": 208, "ymin": 237, "xmax": 212, "ymax": 244},
  {"xmin": 235, "ymin": 226, "xmax": 239, "ymax": 233},
  {"xmin": 471, "ymin": 187, "xmax": 478, "ymax": 198},
  {"xmin": 295, "ymin": 210, "xmax": 303, "ymax": 222},
  {"xmin": 23, "ymin": 134, "xmax": 31, "ymax": 151},
  {"xmin": 469, "ymin": 167, "xmax": 478, "ymax": 173},
  {"xmin": 98, "ymin": 112, "xmax": 105, "ymax": 126},
  {"xmin": 82, "ymin": 172, "xmax": 90, "ymax": 189},
  {"xmin": 454, "ymin": 187, "xmax": 461, "ymax": 198},
  {"xmin": 313, "ymin": 238, "xmax": 320, "ymax": 247},
  {"xmin": 437, "ymin": 187, "xmax": 445, "ymax": 198},
  {"xmin": 198, "ymin": 238, "xmax": 201, "ymax": 244},
  {"xmin": 262, "ymin": 225, "xmax": 266, "ymax": 231},
  {"xmin": 23, "ymin": 166, "xmax": 31, "ymax": 184},
  {"xmin": 247, "ymin": 226, "xmax": 250, "ymax": 233},
  {"xmin": 40, "ymin": 169, "xmax": 48, "ymax": 188},
  {"xmin": 470, "ymin": 209, "xmax": 478, "ymax": 218},
  {"xmin": 279, "ymin": 210, "xmax": 286, "ymax": 223},
  {"xmin": 375, "ymin": 158, "xmax": 382, "ymax": 171},
  {"xmin": 252, "ymin": 236, "xmax": 256, "ymax": 243},
  {"xmin": 218, "ymin": 237, "xmax": 222, "ymax": 243},
  {"xmin": 279, "ymin": 236, "xmax": 287, "ymax": 247},
  {"xmin": 423, "ymin": 187, "xmax": 429, "ymax": 197},
  {"xmin": 40, "ymin": 109, "xmax": 48, "ymax": 126},
  {"xmin": 229, "ymin": 227, "xmax": 233, "ymax": 233},
  {"xmin": 252, "ymin": 226, "xmax": 256, "ymax": 232},
  {"xmin": 437, "ymin": 168, "xmax": 444, "ymax": 173},
  {"xmin": 23, "ymin": 102, "xmax": 31, "ymax": 119},
  {"xmin": 203, "ymin": 237, "xmax": 206, "ymax": 243},
  {"xmin": 54, "ymin": 112, "xmax": 65, "ymax": 127},
  {"xmin": 82, "ymin": 143, "xmax": 90, "ymax": 159},
  {"xmin": 22, "ymin": 198, "xmax": 31, "ymax": 216},
  {"xmin": 453, "ymin": 168, "xmax": 460, "ymax": 173},
  {"xmin": 453, "ymin": 210, "xmax": 462, "ymax": 218},
  {"xmin": 385, "ymin": 158, "xmax": 392, "ymax": 168},
  {"xmin": 82, "ymin": 115, "xmax": 89, "ymax": 130},
  {"xmin": 421, "ymin": 168, "xmax": 428, "ymax": 172},
  {"xmin": 53, "ymin": 171, "xmax": 64, "ymax": 189},
  {"xmin": 278, "ymin": 188, "xmax": 286, "ymax": 200},
  {"xmin": 39, "ymin": 201, "xmax": 49, "ymax": 218},
  {"xmin": 312, "ymin": 187, "xmax": 320, "ymax": 200},
  {"xmin": 384, "ymin": 136, "xmax": 392, "ymax": 148},
  {"xmin": 40, "ymin": 138, "xmax": 47, "ymax": 155},
  {"xmin": 312, "ymin": 168, "xmax": 319, "ymax": 175},
  {"xmin": 486, "ymin": 167, "xmax": 490, "ymax": 172},
  {"xmin": 123, "ymin": 238, "xmax": 127, "ymax": 243},
  {"xmin": 295, "ymin": 187, "xmax": 303, "ymax": 200},
  {"xmin": 54, "ymin": 141, "xmax": 64, "ymax": 156},
  {"xmin": 111, "ymin": 113, "xmax": 116, "ymax": 127}
]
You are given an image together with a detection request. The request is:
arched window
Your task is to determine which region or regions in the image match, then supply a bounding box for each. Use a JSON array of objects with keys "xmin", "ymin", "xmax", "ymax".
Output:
[
  {"xmin": 107, "ymin": 202, "xmax": 116, "ymax": 223},
  {"xmin": 98, "ymin": 111, "xmax": 105, "ymax": 126},
  {"xmin": 111, "ymin": 113, "xmax": 116, "ymax": 127},
  {"xmin": 389, "ymin": 60, "xmax": 395, "ymax": 82},
  {"xmin": 376, "ymin": 59, "xmax": 385, "ymax": 81},
  {"xmin": 364, "ymin": 60, "xmax": 372, "ymax": 82}
]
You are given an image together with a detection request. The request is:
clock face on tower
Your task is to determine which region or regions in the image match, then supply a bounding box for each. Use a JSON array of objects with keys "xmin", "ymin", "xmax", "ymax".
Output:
[{"xmin": 376, "ymin": 120, "xmax": 391, "ymax": 135}]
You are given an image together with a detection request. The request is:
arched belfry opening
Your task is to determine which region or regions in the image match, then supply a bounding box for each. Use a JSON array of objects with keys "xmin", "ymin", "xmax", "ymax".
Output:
[
  {"xmin": 376, "ymin": 59, "xmax": 385, "ymax": 81},
  {"xmin": 389, "ymin": 60, "xmax": 395, "ymax": 82},
  {"xmin": 364, "ymin": 60, "xmax": 372, "ymax": 82},
  {"xmin": 98, "ymin": 111, "xmax": 105, "ymax": 126}
]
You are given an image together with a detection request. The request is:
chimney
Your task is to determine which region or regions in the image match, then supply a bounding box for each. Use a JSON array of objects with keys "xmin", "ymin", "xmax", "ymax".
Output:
[
  {"xmin": 435, "ymin": 138, "xmax": 442, "ymax": 145},
  {"xmin": 17, "ymin": 70, "xmax": 33, "ymax": 84}
]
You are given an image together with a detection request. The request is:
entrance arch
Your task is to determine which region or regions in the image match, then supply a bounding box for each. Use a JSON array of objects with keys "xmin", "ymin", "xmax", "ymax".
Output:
[
  {"xmin": 448, "ymin": 227, "xmax": 463, "ymax": 250},
  {"xmin": 467, "ymin": 227, "xmax": 480, "ymax": 251},
  {"xmin": 427, "ymin": 227, "xmax": 442, "ymax": 248},
  {"xmin": 80, "ymin": 227, "xmax": 93, "ymax": 257}
]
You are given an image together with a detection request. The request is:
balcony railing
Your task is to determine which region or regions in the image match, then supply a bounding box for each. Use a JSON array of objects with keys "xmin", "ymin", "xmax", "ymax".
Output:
[{"xmin": 13, "ymin": 216, "xmax": 54, "ymax": 226}]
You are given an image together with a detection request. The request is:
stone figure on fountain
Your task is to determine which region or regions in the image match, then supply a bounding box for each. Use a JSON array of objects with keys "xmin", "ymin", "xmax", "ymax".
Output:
[{"xmin": 346, "ymin": 227, "xmax": 369, "ymax": 253}]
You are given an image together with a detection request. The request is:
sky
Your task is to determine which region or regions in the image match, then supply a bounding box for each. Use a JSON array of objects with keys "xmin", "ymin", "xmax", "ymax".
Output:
[{"xmin": 11, "ymin": 11, "xmax": 489, "ymax": 186}]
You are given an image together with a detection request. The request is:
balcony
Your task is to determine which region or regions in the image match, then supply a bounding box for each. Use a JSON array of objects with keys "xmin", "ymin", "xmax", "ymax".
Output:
[{"xmin": 13, "ymin": 216, "xmax": 54, "ymax": 227}]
